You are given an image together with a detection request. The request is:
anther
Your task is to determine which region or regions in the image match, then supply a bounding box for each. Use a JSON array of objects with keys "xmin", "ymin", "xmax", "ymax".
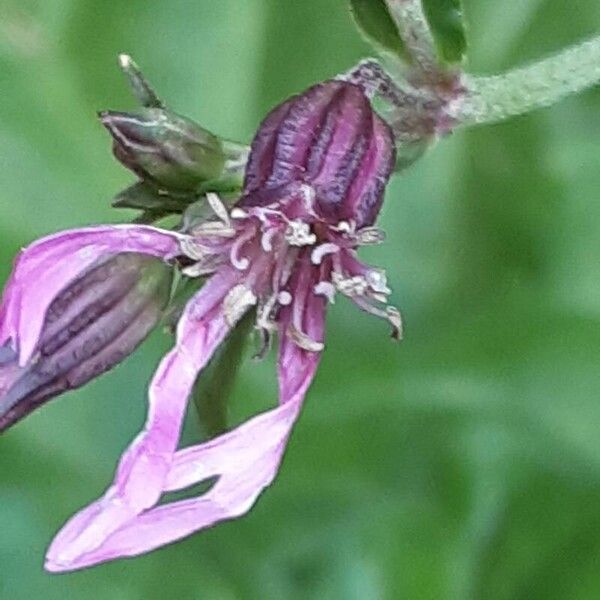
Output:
[
  {"xmin": 311, "ymin": 243, "xmax": 339, "ymax": 265},
  {"xmin": 313, "ymin": 281, "xmax": 336, "ymax": 303},
  {"xmin": 366, "ymin": 269, "xmax": 391, "ymax": 295},
  {"xmin": 332, "ymin": 272, "xmax": 369, "ymax": 296},
  {"xmin": 277, "ymin": 291, "xmax": 292, "ymax": 306},
  {"xmin": 223, "ymin": 284, "xmax": 257, "ymax": 326},
  {"xmin": 287, "ymin": 325, "xmax": 325, "ymax": 353},
  {"xmin": 386, "ymin": 306, "xmax": 403, "ymax": 340},
  {"xmin": 285, "ymin": 220, "xmax": 317, "ymax": 247},
  {"xmin": 206, "ymin": 192, "xmax": 231, "ymax": 226},
  {"xmin": 180, "ymin": 237, "xmax": 206, "ymax": 261},
  {"xmin": 261, "ymin": 228, "xmax": 278, "ymax": 253},
  {"xmin": 355, "ymin": 227, "xmax": 386, "ymax": 246},
  {"xmin": 230, "ymin": 207, "xmax": 248, "ymax": 219}
]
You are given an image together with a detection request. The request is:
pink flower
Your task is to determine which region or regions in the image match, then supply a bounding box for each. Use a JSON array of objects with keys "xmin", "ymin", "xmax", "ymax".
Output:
[{"xmin": 0, "ymin": 79, "xmax": 398, "ymax": 571}]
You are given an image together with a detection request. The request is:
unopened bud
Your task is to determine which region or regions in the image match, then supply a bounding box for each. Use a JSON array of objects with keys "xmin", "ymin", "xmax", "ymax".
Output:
[
  {"xmin": 100, "ymin": 108, "xmax": 227, "ymax": 191},
  {"xmin": 0, "ymin": 253, "xmax": 173, "ymax": 433}
]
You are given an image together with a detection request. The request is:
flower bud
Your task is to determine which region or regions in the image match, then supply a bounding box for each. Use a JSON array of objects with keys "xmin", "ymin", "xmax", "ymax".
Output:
[
  {"xmin": 0, "ymin": 253, "xmax": 173, "ymax": 432},
  {"xmin": 100, "ymin": 108, "xmax": 227, "ymax": 191}
]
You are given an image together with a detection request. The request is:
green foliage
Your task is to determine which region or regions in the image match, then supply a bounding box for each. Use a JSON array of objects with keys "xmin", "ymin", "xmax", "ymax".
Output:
[
  {"xmin": 0, "ymin": 1, "xmax": 599, "ymax": 598},
  {"xmin": 423, "ymin": 0, "xmax": 467, "ymax": 63}
]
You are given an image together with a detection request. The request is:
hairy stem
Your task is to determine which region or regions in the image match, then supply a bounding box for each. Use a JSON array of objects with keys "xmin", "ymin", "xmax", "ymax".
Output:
[{"xmin": 454, "ymin": 36, "xmax": 600, "ymax": 126}]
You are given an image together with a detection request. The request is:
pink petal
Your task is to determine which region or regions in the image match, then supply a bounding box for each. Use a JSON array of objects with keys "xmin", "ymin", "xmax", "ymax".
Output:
[
  {"xmin": 45, "ymin": 268, "xmax": 240, "ymax": 572},
  {"xmin": 46, "ymin": 263, "xmax": 326, "ymax": 572},
  {"xmin": 47, "ymin": 380, "xmax": 310, "ymax": 569},
  {"xmin": 0, "ymin": 225, "xmax": 185, "ymax": 366}
]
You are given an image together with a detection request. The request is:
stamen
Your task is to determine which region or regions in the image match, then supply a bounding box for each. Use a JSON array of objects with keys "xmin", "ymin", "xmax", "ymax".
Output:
[
  {"xmin": 179, "ymin": 237, "xmax": 206, "ymax": 261},
  {"xmin": 355, "ymin": 227, "xmax": 386, "ymax": 246},
  {"xmin": 253, "ymin": 328, "xmax": 272, "ymax": 361},
  {"xmin": 298, "ymin": 184, "xmax": 317, "ymax": 214},
  {"xmin": 253, "ymin": 206, "xmax": 281, "ymax": 224},
  {"xmin": 277, "ymin": 250, "xmax": 298, "ymax": 291},
  {"xmin": 333, "ymin": 220, "xmax": 355, "ymax": 234},
  {"xmin": 261, "ymin": 228, "xmax": 278, "ymax": 253},
  {"xmin": 352, "ymin": 296, "xmax": 404, "ymax": 340},
  {"xmin": 332, "ymin": 272, "xmax": 369, "ymax": 296},
  {"xmin": 311, "ymin": 243, "xmax": 340, "ymax": 265},
  {"xmin": 386, "ymin": 306, "xmax": 403, "ymax": 340},
  {"xmin": 181, "ymin": 256, "xmax": 224, "ymax": 278},
  {"xmin": 366, "ymin": 269, "xmax": 391, "ymax": 295},
  {"xmin": 277, "ymin": 291, "xmax": 292, "ymax": 306},
  {"xmin": 370, "ymin": 292, "xmax": 389, "ymax": 303},
  {"xmin": 230, "ymin": 207, "xmax": 248, "ymax": 219},
  {"xmin": 231, "ymin": 255, "xmax": 249, "ymax": 271},
  {"xmin": 256, "ymin": 293, "xmax": 280, "ymax": 332},
  {"xmin": 223, "ymin": 284, "xmax": 257, "ymax": 326},
  {"xmin": 206, "ymin": 192, "xmax": 230, "ymax": 226},
  {"xmin": 287, "ymin": 324, "xmax": 325, "ymax": 353},
  {"xmin": 285, "ymin": 220, "xmax": 317, "ymax": 247},
  {"xmin": 192, "ymin": 221, "xmax": 236, "ymax": 238},
  {"xmin": 229, "ymin": 227, "xmax": 255, "ymax": 270},
  {"xmin": 313, "ymin": 281, "xmax": 336, "ymax": 303}
]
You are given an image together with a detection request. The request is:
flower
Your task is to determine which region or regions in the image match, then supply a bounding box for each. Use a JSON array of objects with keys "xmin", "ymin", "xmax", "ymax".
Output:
[
  {"xmin": 0, "ymin": 78, "xmax": 398, "ymax": 571},
  {"xmin": 0, "ymin": 236, "xmax": 177, "ymax": 432}
]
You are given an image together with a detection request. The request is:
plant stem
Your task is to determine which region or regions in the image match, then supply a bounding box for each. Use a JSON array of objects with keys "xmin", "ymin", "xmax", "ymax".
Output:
[
  {"xmin": 454, "ymin": 36, "xmax": 600, "ymax": 126},
  {"xmin": 384, "ymin": 0, "xmax": 438, "ymax": 71}
]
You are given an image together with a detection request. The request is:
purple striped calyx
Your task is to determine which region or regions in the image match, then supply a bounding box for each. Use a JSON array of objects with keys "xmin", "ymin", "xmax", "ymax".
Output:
[
  {"xmin": 179, "ymin": 79, "xmax": 401, "ymax": 352},
  {"xmin": 242, "ymin": 79, "xmax": 396, "ymax": 227}
]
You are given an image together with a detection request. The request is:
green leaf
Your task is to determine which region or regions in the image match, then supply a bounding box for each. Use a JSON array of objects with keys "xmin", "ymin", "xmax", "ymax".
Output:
[
  {"xmin": 349, "ymin": 0, "xmax": 407, "ymax": 60},
  {"xmin": 349, "ymin": 0, "xmax": 467, "ymax": 64},
  {"xmin": 422, "ymin": 0, "xmax": 467, "ymax": 63}
]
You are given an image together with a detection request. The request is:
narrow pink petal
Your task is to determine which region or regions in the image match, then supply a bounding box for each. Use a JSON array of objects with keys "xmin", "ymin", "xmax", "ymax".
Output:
[
  {"xmin": 158, "ymin": 262, "xmax": 326, "ymax": 496},
  {"xmin": 45, "ymin": 268, "xmax": 240, "ymax": 572},
  {"xmin": 0, "ymin": 225, "xmax": 185, "ymax": 366},
  {"xmin": 46, "ymin": 263, "xmax": 326, "ymax": 572},
  {"xmin": 46, "ymin": 381, "xmax": 310, "ymax": 569}
]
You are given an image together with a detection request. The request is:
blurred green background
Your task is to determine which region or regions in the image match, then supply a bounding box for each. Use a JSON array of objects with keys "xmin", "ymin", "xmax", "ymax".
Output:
[{"xmin": 1, "ymin": 1, "xmax": 600, "ymax": 598}]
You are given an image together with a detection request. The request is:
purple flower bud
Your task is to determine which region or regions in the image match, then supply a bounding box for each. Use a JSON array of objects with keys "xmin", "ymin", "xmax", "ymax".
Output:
[
  {"xmin": 100, "ymin": 108, "xmax": 226, "ymax": 191},
  {"xmin": 0, "ymin": 252, "xmax": 173, "ymax": 432},
  {"xmin": 242, "ymin": 80, "xmax": 395, "ymax": 227}
]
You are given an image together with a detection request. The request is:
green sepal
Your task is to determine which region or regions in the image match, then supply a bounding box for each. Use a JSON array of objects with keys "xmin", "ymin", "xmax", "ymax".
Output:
[
  {"xmin": 350, "ymin": 0, "xmax": 408, "ymax": 61},
  {"xmin": 112, "ymin": 181, "xmax": 192, "ymax": 212},
  {"xmin": 423, "ymin": 0, "xmax": 467, "ymax": 64}
]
